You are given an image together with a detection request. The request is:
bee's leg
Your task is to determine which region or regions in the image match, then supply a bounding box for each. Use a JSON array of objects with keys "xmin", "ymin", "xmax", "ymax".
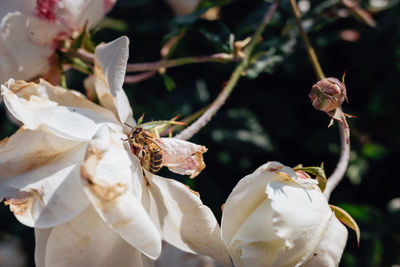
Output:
[{"xmin": 140, "ymin": 144, "xmax": 148, "ymax": 158}]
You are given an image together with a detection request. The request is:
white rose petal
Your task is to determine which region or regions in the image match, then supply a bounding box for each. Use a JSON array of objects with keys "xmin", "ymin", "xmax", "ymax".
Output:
[
  {"xmin": 0, "ymin": 129, "xmax": 89, "ymax": 228},
  {"xmin": 0, "ymin": 0, "xmax": 116, "ymax": 83},
  {"xmin": 0, "ymin": 12, "xmax": 53, "ymax": 83},
  {"xmin": 143, "ymin": 170, "xmax": 232, "ymax": 267},
  {"xmin": 158, "ymin": 138, "xmax": 207, "ymax": 178},
  {"xmin": 302, "ymin": 214, "xmax": 348, "ymax": 267},
  {"xmin": 35, "ymin": 206, "xmax": 154, "ymax": 267},
  {"xmin": 94, "ymin": 36, "xmax": 134, "ymax": 126},
  {"xmin": 1, "ymin": 80, "xmax": 121, "ymax": 141},
  {"xmin": 80, "ymin": 126, "xmax": 162, "ymax": 259}
]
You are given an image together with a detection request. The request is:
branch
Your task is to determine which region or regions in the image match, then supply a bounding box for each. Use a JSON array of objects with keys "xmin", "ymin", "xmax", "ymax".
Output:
[
  {"xmin": 289, "ymin": 0, "xmax": 351, "ymax": 199},
  {"xmin": 124, "ymin": 71, "xmax": 157, "ymax": 84},
  {"xmin": 289, "ymin": 0, "xmax": 324, "ymax": 80},
  {"xmin": 126, "ymin": 53, "xmax": 236, "ymax": 72},
  {"xmin": 175, "ymin": 0, "xmax": 281, "ymax": 141}
]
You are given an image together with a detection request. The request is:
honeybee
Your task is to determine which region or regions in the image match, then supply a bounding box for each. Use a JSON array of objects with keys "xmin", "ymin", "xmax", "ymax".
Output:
[{"xmin": 124, "ymin": 125, "xmax": 164, "ymax": 174}]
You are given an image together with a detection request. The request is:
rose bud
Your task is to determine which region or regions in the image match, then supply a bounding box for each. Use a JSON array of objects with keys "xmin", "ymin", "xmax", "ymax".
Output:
[
  {"xmin": 221, "ymin": 161, "xmax": 348, "ymax": 267},
  {"xmin": 309, "ymin": 78, "xmax": 347, "ymax": 113}
]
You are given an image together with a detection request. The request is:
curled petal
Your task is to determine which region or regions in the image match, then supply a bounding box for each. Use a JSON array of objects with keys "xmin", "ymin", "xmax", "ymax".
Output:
[
  {"xmin": 158, "ymin": 138, "xmax": 207, "ymax": 178},
  {"xmin": 221, "ymin": 165, "xmax": 279, "ymax": 265},
  {"xmin": 221, "ymin": 162, "xmax": 284, "ymax": 247},
  {"xmin": 143, "ymin": 170, "xmax": 232, "ymax": 267},
  {"xmin": 35, "ymin": 206, "xmax": 154, "ymax": 267},
  {"xmin": 94, "ymin": 36, "xmax": 134, "ymax": 125},
  {"xmin": 80, "ymin": 126, "xmax": 162, "ymax": 259},
  {"xmin": 1, "ymin": 80, "xmax": 121, "ymax": 141},
  {"xmin": 0, "ymin": 128, "xmax": 89, "ymax": 228}
]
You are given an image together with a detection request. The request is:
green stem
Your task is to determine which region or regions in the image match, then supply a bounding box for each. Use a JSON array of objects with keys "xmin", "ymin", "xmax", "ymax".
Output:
[
  {"xmin": 175, "ymin": 0, "xmax": 281, "ymax": 141},
  {"xmin": 289, "ymin": 0, "xmax": 325, "ymax": 80}
]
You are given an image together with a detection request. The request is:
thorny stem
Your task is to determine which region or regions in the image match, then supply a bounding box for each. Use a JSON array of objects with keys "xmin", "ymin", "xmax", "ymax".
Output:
[
  {"xmin": 323, "ymin": 113, "xmax": 350, "ymax": 199},
  {"xmin": 175, "ymin": 0, "xmax": 281, "ymax": 141},
  {"xmin": 289, "ymin": 0, "xmax": 350, "ymax": 199},
  {"xmin": 126, "ymin": 53, "xmax": 236, "ymax": 72},
  {"xmin": 289, "ymin": 0, "xmax": 325, "ymax": 80}
]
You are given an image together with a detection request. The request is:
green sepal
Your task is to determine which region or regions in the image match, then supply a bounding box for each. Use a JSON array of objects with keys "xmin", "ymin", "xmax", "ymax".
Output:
[
  {"xmin": 330, "ymin": 204, "xmax": 361, "ymax": 245},
  {"xmin": 138, "ymin": 120, "xmax": 186, "ymax": 136},
  {"xmin": 294, "ymin": 163, "xmax": 327, "ymax": 191},
  {"xmin": 59, "ymin": 53, "xmax": 93, "ymax": 74},
  {"xmin": 69, "ymin": 21, "xmax": 95, "ymax": 53}
]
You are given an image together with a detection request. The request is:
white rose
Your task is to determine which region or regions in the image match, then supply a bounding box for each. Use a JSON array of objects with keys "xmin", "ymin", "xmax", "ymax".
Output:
[
  {"xmin": 0, "ymin": 37, "xmax": 231, "ymax": 267},
  {"xmin": 221, "ymin": 161, "xmax": 348, "ymax": 267},
  {"xmin": 0, "ymin": 0, "xmax": 116, "ymax": 83}
]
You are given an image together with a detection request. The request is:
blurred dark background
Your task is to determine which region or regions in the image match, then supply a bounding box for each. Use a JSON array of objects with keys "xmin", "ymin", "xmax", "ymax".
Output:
[{"xmin": 1, "ymin": 0, "xmax": 400, "ymax": 266}]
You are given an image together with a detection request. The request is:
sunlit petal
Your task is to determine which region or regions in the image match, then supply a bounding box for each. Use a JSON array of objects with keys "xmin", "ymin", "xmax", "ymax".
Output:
[
  {"xmin": 266, "ymin": 179, "xmax": 332, "ymax": 266},
  {"xmin": 94, "ymin": 36, "xmax": 134, "ymax": 125},
  {"xmin": 0, "ymin": 128, "xmax": 89, "ymax": 228},
  {"xmin": 81, "ymin": 126, "xmax": 162, "ymax": 259},
  {"xmin": 35, "ymin": 206, "xmax": 154, "ymax": 267},
  {"xmin": 143, "ymin": 170, "xmax": 232, "ymax": 267},
  {"xmin": 301, "ymin": 214, "xmax": 348, "ymax": 267},
  {"xmin": 1, "ymin": 80, "xmax": 121, "ymax": 141}
]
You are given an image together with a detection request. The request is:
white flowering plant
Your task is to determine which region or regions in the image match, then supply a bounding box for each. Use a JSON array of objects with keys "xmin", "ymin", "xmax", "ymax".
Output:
[{"xmin": 3, "ymin": 0, "xmax": 396, "ymax": 266}]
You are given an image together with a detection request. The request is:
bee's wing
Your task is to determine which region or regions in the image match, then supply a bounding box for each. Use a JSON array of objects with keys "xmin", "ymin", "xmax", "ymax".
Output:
[{"xmin": 144, "ymin": 135, "xmax": 168, "ymax": 150}]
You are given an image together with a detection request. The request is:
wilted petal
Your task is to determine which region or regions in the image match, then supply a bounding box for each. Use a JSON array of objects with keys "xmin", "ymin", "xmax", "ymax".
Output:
[
  {"xmin": 35, "ymin": 206, "xmax": 154, "ymax": 267},
  {"xmin": 81, "ymin": 126, "xmax": 162, "ymax": 259},
  {"xmin": 143, "ymin": 170, "xmax": 232, "ymax": 267},
  {"xmin": 1, "ymin": 80, "xmax": 121, "ymax": 141},
  {"xmin": 94, "ymin": 36, "xmax": 134, "ymax": 125},
  {"xmin": 0, "ymin": 12, "xmax": 53, "ymax": 83},
  {"xmin": 266, "ymin": 177, "xmax": 332, "ymax": 266},
  {"xmin": 158, "ymin": 138, "xmax": 207, "ymax": 178},
  {"xmin": 0, "ymin": 128, "xmax": 89, "ymax": 228}
]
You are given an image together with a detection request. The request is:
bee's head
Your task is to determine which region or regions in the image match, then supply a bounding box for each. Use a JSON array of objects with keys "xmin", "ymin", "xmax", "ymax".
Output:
[{"xmin": 131, "ymin": 127, "xmax": 143, "ymax": 137}]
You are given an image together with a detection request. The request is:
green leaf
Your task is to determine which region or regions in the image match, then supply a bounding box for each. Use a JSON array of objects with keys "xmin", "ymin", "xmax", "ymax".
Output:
[
  {"xmin": 195, "ymin": 20, "xmax": 233, "ymax": 53},
  {"xmin": 94, "ymin": 17, "xmax": 129, "ymax": 32},
  {"xmin": 246, "ymin": 48, "xmax": 283, "ymax": 78},
  {"xmin": 161, "ymin": 74, "xmax": 176, "ymax": 91},
  {"xmin": 361, "ymin": 143, "xmax": 387, "ymax": 160},
  {"xmin": 293, "ymin": 163, "xmax": 327, "ymax": 191},
  {"xmin": 330, "ymin": 204, "xmax": 361, "ymax": 245}
]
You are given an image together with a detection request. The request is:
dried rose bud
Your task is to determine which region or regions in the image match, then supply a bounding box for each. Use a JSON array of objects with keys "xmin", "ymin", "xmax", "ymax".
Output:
[{"xmin": 309, "ymin": 77, "xmax": 347, "ymax": 113}]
